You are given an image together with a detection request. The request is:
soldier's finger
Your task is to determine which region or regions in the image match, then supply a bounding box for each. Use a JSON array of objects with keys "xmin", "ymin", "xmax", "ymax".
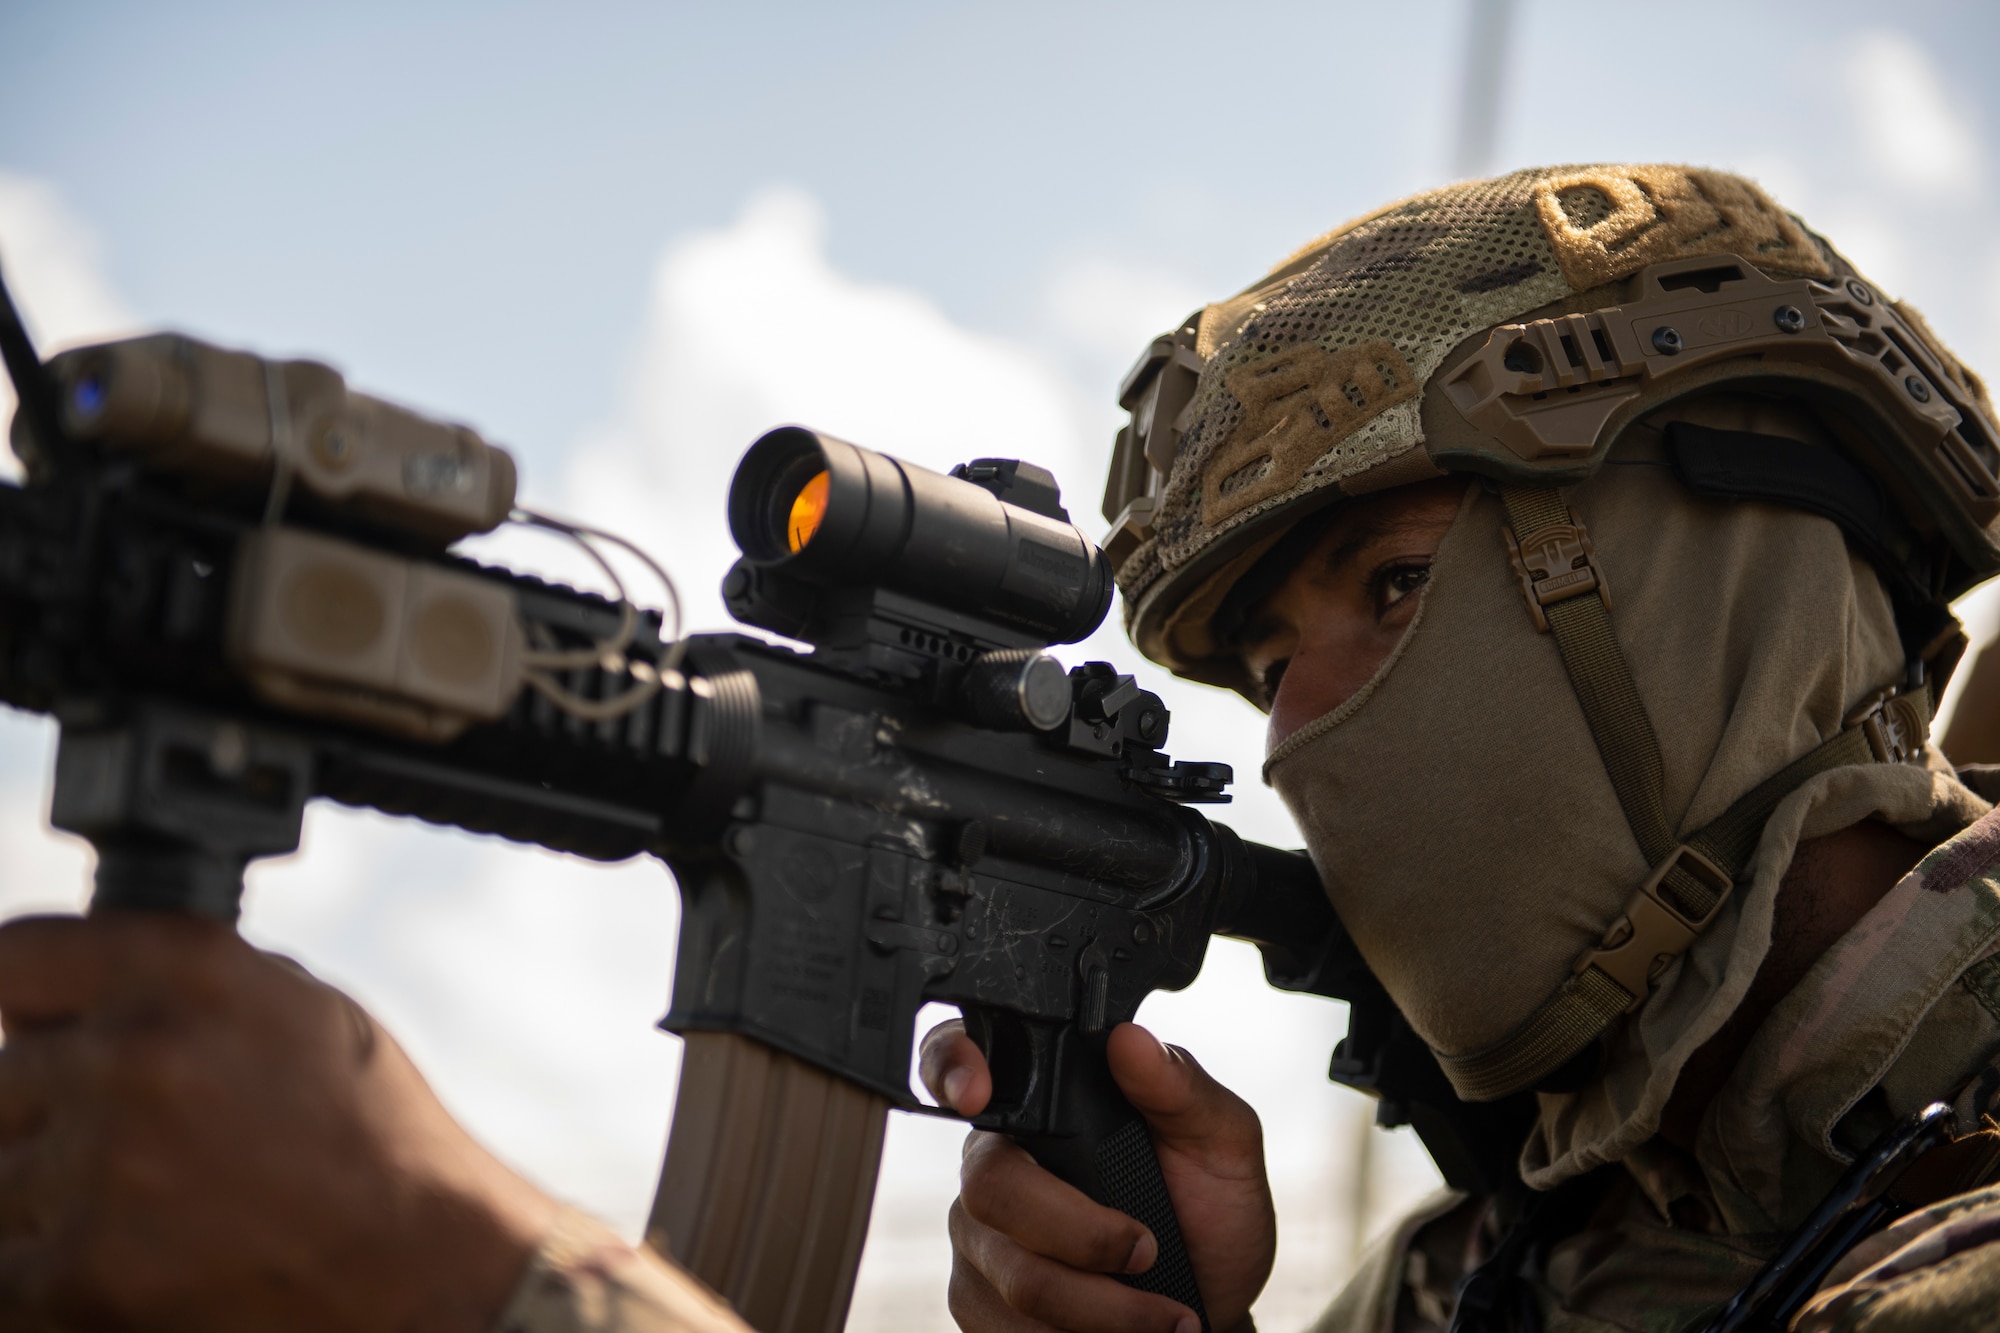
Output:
[
  {"xmin": 0, "ymin": 918, "xmax": 108, "ymax": 1032},
  {"xmin": 919, "ymin": 1019, "xmax": 992, "ymax": 1115},
  {"xmin": 1105, "ymin": 1023, "xmax": 1262, "ymax": 1170},
  {"xmin": 948, "ymin": 1222, "xmax": 1061, "ymax": 1333},
  {"xmin": 1, "ymin": 914, "xmax": 249, "ymax": 1040},
  {"xmin": 0, "ymin": 1234, "xmax": 54, "ymax": 1331},
  {"xmin": 950, "ymin": 1197, "xmax": 1197, "ymax": 1333},
  {"xmin": 0, "ymin": 1138, "xmax": 54, "ymax": 1236},
  {"xmin": 0, "ymin": 1042, "xmax": 55, "ymax": 1143},
  {"xmin": 960, "ymin": 1131, "xmax": 1158, "ymax": 1276}
]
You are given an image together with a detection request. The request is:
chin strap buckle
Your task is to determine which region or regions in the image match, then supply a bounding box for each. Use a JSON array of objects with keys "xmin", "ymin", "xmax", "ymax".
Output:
[
  {"xmin": 1844, "ymin": 686, "xmax": 1931, "ymax": 766},
  {"xmin": 1574, "ymin": 844, "xmax": 1735, "ymax": 1010},
  {"xmin": 1503, "ymin": 515, "xmax": 1612, "ymax": 632}
]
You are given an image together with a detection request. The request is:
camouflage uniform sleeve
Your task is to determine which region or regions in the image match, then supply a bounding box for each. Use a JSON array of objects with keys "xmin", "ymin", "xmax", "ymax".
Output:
[
  {"xmin": 1305, "ymin": 1190, "xmax": 1475, "ymax": 1333},
  {"xmin": 1793, "ymin": 1182, "xmax": 2000, "ymax": 1332},
  {"xmin": 492, "ymin": 1207, "xmax": 752, "ymax": 1333}
]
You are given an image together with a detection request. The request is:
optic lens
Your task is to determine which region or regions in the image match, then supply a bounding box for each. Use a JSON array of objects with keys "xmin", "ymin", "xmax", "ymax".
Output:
[{"xmin": 786, "ymin": 469, "xmax": 831, "ymax": 553}]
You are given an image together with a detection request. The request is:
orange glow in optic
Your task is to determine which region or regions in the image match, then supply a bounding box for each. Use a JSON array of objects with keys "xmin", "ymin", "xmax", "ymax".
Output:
[{"xmin": 787, "ymin": 470, "xmax": 831, "ymax": 553}]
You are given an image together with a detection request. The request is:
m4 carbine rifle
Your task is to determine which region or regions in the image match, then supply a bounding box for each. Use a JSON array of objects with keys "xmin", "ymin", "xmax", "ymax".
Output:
[{"xmin": 0, "ymin": 264, "xmax": 1527, "ymax": 1333}]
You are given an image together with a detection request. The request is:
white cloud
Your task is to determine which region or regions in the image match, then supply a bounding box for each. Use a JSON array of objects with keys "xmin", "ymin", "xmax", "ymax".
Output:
[
  {"xmin": 0, "ymin": 172, "xmax": 142, "ymax": 479},
  {"xmin": 561, "ymin": 186, "xmax": 1096, "ymax": 634},
  {"xmin": 1043, "ymin": 258, "xmax": 1205, "ymax": 364},
  {"xmin": 1812, "ymin": 207, "xmax": 1911, "ymax": 302},
  {"xmin": 1039, "ymin": 255, "xmax": 1208, "ymax": 412},
  {"xmin": 1847, "ymin": 30, "xmax": 1983, "ymax": 196},
  {"xmin": 0, "ymin": 173, "xmax": 135, "ymax": 345},
  {"xmin": 0, "ymin": 719, "xmax": 91, "ymax": 919}
]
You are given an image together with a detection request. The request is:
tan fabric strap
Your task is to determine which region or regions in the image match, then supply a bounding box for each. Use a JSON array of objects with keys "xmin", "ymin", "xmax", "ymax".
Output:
[
  {"xmin": 1500, "ymin": 487, "xmax": 1733, "ymax": 920},
  {"xmin": 1435, "ymin": 966, "xmax": 1639, "ymax": 1102},
  {"xmin": 1437, "ymin": 487, "xmax": 1931, "ymax": 1101},
  {"xmin": 1502, "ymin": 486, "xmax": 1678, "ymax": 863}
]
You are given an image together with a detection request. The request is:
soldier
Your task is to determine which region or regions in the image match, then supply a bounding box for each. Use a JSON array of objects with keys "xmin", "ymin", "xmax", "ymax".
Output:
[
  {"xmin": 924, "ymin": 164, "xmax": 2000, "ymax": 1332},
  {"xmin": 9, "ymin": 163, "xmax": 2000, "ymax": 1333}
]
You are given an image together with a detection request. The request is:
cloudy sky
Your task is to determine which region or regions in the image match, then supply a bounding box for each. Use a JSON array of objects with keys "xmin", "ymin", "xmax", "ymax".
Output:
[{"xmin": 3, "ymin": 2, "xmax": 1998, "ymax": 1328}]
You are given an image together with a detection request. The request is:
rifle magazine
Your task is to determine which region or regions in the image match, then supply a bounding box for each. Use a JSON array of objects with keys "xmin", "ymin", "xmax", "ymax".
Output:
[{"xmin": 646, "ymin": 1032, "xmax": 888, "ymax": 1333}]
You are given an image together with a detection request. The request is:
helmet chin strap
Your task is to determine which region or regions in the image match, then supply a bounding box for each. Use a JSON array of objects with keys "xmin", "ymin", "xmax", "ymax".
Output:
[{"xmin": 1434, "ymin": 485, "xmax": 1937, "ymax": 1102}]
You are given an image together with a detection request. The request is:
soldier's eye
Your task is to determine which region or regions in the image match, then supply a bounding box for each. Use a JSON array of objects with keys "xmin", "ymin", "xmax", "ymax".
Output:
[
  {"xmin": 1374, "ymin": 561, "xmax": 1431, "ymax": 615},
  {"xmin": 1261, "ymin": 657, "xmax": 1291, "ymax": 707}
]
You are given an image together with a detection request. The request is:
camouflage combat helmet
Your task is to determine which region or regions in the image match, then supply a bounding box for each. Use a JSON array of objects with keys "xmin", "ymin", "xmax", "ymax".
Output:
[{"xmin": 1104, "ymin": 163, "xmax": 2000, "ymax": 704}]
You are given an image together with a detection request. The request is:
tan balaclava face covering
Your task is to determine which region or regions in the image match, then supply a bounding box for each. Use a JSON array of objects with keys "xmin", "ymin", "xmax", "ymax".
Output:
[{"xmin": 1266, "ymin": 416, "xmax": 1983, "ymax": 1186}]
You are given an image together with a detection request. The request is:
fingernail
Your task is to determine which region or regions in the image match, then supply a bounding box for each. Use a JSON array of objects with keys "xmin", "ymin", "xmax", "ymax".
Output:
[
  {"xmin": 942, "ymin": 1067, "xmax": 971, "ymax": 1110},
  {"xmin": 1124, "ymin": 1230, "xmax": 1157, "ymax": 1273},
  {"xmin": 1116, "ymin": 1022, "xmax": 1162, "ymax": 1057},
  {"xmin": 1173, "ymin": 1317, "xmax": 1200, "ymax": 1333}
]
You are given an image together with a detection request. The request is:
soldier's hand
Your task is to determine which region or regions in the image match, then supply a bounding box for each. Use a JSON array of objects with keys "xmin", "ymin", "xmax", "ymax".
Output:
[
  {"xmin": 0, "ymin": 912, "xmax": 556, "ymax": 1333},
  {"xmin": 919, "ymin": 1020, "xmax": 1274, "ymax": 1333}
]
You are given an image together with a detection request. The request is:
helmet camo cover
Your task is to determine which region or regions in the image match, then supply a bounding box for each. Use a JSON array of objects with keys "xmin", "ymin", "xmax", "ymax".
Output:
[{"xmin": 1104, "ymin": 164, "xmax": 2000, "ymax": 700}]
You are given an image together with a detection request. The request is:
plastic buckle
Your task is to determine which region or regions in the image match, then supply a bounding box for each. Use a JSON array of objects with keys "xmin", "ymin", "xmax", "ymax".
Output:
[
  {"xmin": 1503, "ymin": 518, "xmax": 1611, "ymax": 632},
  {"xmin": 1843, "ymin": 687, "xmax": 1930, "ymax": 765},
  {"xmin": 1573, "ymin": 845, "xmax": 1734, "ymax": 1010}
]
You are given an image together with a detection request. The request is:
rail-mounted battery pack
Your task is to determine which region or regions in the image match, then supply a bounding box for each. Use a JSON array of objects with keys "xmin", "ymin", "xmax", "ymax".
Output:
[{"xmin": 25, "ymin": 333, "xmax": 516, "ymax": 544}]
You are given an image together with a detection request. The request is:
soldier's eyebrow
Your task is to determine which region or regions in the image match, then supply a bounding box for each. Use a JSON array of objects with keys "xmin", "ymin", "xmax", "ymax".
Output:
[
  {"xmin": 1318, "ymin": 507, "xmax": 1446, "ymax": 574},
  {"xmin": 1231, "ymin": 505, "xmax": 1443, "ymax": 651}
]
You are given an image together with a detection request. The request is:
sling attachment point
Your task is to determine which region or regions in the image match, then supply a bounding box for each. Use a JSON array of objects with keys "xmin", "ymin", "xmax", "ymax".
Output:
[
  {"xmin": 1503, "ymin": 515, "xmax": 1610, "ymax": 632},
  {"xmin": 1572, "ymin": 845, "xmax": 1733, "ymax": 1011}
]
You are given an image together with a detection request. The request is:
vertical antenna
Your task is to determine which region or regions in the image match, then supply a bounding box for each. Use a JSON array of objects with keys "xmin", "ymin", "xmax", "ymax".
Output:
[
  {"xmin": 0, "ymin": 250, "xmax": 68, "ymax": 462},
  {"xmin": 1452, "ymin": 0, "xmax": 1518, "ymax": 179}
]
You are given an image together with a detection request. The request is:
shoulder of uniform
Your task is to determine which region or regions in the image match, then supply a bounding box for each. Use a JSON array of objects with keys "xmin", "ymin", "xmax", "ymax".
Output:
[
  {"xmin": 1794, "ymin": 1181, "xmax": 2000, "ymax": 1330},
  {"xmin": 1898, "ymin": 799, "xmax": 2000, "ymax": 898},
  {"xmin": 493, "ymin": 1208, "xmax": 749, "ymax": 1333}
]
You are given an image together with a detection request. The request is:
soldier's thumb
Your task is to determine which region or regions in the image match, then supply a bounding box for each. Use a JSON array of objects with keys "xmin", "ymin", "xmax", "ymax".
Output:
[{"xmin": 1105, "ymin": 1023, "xmax": 1263, "ymax": 1167}]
